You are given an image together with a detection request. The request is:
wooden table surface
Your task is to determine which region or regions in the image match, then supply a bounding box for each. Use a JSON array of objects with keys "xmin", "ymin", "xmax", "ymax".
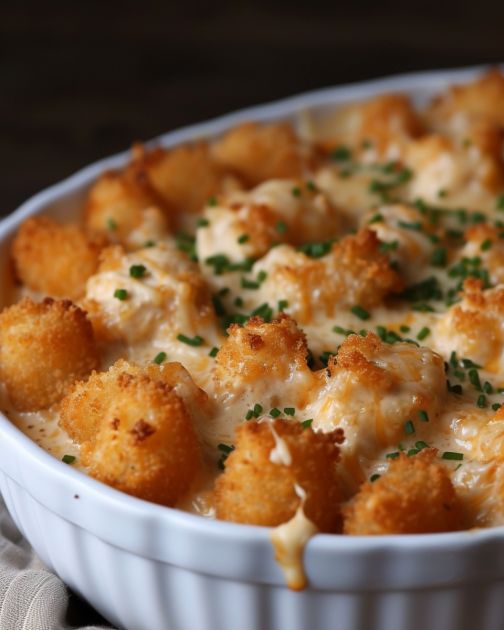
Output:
[{"xmin": 1, "ymin": 1, "xmax": 503, "ymax": 626}]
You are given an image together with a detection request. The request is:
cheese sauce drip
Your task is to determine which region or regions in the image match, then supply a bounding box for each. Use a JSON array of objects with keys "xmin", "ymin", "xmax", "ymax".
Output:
[{"xmin": 270, "ymin": 485, "xmax": 318, "ymax": 591}]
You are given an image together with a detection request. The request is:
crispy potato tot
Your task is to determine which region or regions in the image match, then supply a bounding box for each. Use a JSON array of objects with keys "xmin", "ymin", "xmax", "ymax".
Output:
[
  {"xmin": 343, "ymin": 450, "xmax": 462, "ymax": 534},
  {"xmin": 435, "ymin": 278, "xmax": 504, "ymax": 371},
  {"xmin": 80, "ymin": 371, "xmax": 202, "ymax": 506},
  {"xmin": 0, "ymin": 298, "xmax": 98, "ymax": 411},
  {"xmin": 310, "ymin": 93, "xmax": 423, "ymax": 158},
  {"xmin": 406, "ymin": 133, "xmax": 503, "ymax": 207},
  {"xmin": 212, "ymin": 122, "xmax": 308, "ymax": 186},
  {"xmin": 60, "ymin": 358, "xmax": 209, "ymax": 444},
  {"xmin": 84, "ymin": 164, "xmax": 170, "ymax": 248},
  {"xmin": 427, "ymin": 69, "xmax": 504, "ymax": 130},
  {"xmin": 362, "ymin": 204, "xmax": 437, "ymax": 283},
  {"xmin": 214, "ymin": 314, "xmax": 314, "ymax": 404},
  {"xmin": 256, "ymin": 229, "xmax": 403, "ymax": 324},
  {"xmin": 197, "ymin": 179, "xmax": 343, "ymax": 264},
  {"xmin": 306, "ymin": 333, "xmax": 447, "ymax": 470},
  {"xmin": 12, "ymin": 217, "xmax": 106, "ymax": 300},
  {"xmin": 83, "ymin": 242, "xmax": 216, "ymax": 343},
  {"xmin": 139, "ymin": 143, "xmax": 228, "ymax": 216},
  {"xmin": 215, "ymin": 419, "xmax": 344, "ymax": 531}
]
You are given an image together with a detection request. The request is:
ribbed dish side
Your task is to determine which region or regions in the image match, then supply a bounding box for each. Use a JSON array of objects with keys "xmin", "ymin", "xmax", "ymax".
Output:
[{"xmin": 1, "ymin": 472, "xmax": 504, "ymax": 630}]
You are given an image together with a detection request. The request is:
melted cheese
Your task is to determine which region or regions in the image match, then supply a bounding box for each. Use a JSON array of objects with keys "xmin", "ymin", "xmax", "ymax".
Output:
[{"xmin": 5, "ymin": 73, "xmax": 504, "ymax": 590}]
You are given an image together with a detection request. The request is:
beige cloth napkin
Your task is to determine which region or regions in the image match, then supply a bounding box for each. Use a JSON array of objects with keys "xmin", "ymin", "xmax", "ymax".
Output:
[{"xmin": 0, "ymin": 497, "xmax": 114, "ymax": 630}]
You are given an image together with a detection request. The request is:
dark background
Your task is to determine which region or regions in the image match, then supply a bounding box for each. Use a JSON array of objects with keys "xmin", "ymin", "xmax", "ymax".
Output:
[
  {"xmin": 1, "ymin": 1, "xmax": 503, "ymax": 625},
  {"xmin": 2, "ymin": 0, "xmax": 504, "ymax": 219}
]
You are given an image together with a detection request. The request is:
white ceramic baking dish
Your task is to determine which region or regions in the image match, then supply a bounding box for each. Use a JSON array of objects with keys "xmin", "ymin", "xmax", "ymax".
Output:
[{"xmin": 1, "ymin": 64, "xmax": 504, "ymax": 630}]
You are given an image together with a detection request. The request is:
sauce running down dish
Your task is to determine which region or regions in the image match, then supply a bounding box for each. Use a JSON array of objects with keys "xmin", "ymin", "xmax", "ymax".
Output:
[{"xmin": 2, "ymin": 69, "xmax": 504, "ymax": 589}]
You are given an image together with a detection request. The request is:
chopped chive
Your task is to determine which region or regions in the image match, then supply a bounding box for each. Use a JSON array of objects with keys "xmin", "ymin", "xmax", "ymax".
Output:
[
  {"xmin": 291, "ymin": 186, "xmax": 302, "ymax": 197},
  {"xmin": 245, "ymin": 409, "xmax": 254, "ymax": 420},
  {"xmin": 399, "ymin": 325, "xmax": 411, "ymax": 333},
  {"xmin": 113, "ymin": 288, "xmax": 128, "ymax": 300},
  {"xmin": 62, "ymin": 454, "xmax": 76, "ymax": 465},
  {"xmin": 417, "ymin": 327, "xmax": 431, "ymax": 341},
  {"xmin": 253, "ymin": 403, "xmax": 263, "ymax": 417},
  {"xmin": 269, "ymin": 408, "xmax": 281, "ymax": 418},
  {"xmin": 447, "ymin": 381, "xmax": 463, "ymax": 395},
  {"xmin": 278, "ymin": 299, "xmax": 289, "ymax": 311},
  {"xmin": 276, "ymin": 220, "xmax": 287, "ymax": 234},
  {"xmin": 496, "ymin": 195, "xmax": 504, "ymax": 210},
  {"xmin": 407, "ymin": 448, "xmax": 419, "ymax": 457},
  {"xmin": 477, "ymin": 394, "xmax": 487, "ymax": 408},
  {"xmin": 368, "ymin": 213, "xmax": 383, "ymax": 224},
  {"xmin": 468, "ymin": 368, "xmax": 482, "ymax": 391},
  {"xmin": 431, "ymin": 247, "xmax": 447, "ymax": 267},
  {"xmin": 415, "ymin": 440, "xmax": 429, "ymax": 450},
  {"xmin": 284, "ymin": 407, "xmax": 295, "ymax": 416},
  {"xmin": 197, "ymin": 217, "xmax": 209, "ymax": 227},
  {"xmin": 454, "ymin": 370, "xmax": 466, "ymax": 381},
  {"xmin": 177, "ymin": 334, "xmax": 204, "ymax": 347},
  {"xmin": 404, "ymin": 420, "xmax": 415, "ymax": 435},
  {"xmin": 301, "ymin": 419, "xmax": 313, "ymax": 429},
  {"xmin": 241, "ymin": 277, "xmax": 260, "ymax": 290},
  {"xmin": 379, "ymin": 240, "xmax": 399, "ymax": 252},
  {"xmin": 492, "ymin": 402, "xmax": 502, "ymax": 411},
  {"xmin": 370, "ymin": 473, "xmax": 381, "ymax": 482},
  {"xmin": 153, "ymin": 352, "xmax": 167, "ymax": 365},
  {"xmin": 386, "ymin": 451, "xmax": 400, "ymax": 459},
  {"xmin": 107, "ymin": 217, "xmax": 118, "ymax": 231},
  {"xmin": 461, "ymin": 358, "xmax": 482, "ymax": 369},
  {"xmin": 233, "ymin": 296, "xmax": 244, "ymax": 308},
  {"xmin": 238, "ymin": 233, "xmax": 250, "ymax": 244},
  {"xmin": 257, "ymin": 270, "xmax": 267, "ymax": 283},
  {"xmin": 398, "ymin": 220, "xmax": 423, "ymax": 232},
  {"xmin": 144, "ymin": 240, "xmax": 156, "ymax": 248},
  {"xmin": 437, "ymin": 188, "xmax": 447, "ymax": 198},
  {"xmin": 129, "ymin": 264, "xmax": 147, "ymax": 279},
  {"xmin": 207, "ymin": 196, "xmax": 217, "ymax": 206},
  {"xmin": 209, "ymin": 347, "xmax": 219, "ymax": 358},
  {"xmin": 418, "ymin": 410, "xmax": 429, "ymax": 422},
  {"xmin": 306, "ymin": 180, "xmax": 317, "ymax": 191},
  {"xmin": 351, "ymin": 305, "xmax": 370, "ymax": 321},
  {"xmin": 442, "ymin": 451, "xmax": 464, "ymax": 461},
  {"xmin": 331, "ymin": 145, "xmax": 351, "ymax": 162},
  {"xmin": 483, "ymin": 381, "xmax": 494, "ymax": 394},
  {"xmin": 481, "ymin": 238, "xmax": 492, "ymax": 252}
]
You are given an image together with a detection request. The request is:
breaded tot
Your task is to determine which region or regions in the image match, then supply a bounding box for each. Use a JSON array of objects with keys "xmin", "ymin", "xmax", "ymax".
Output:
[
  {"xmin": 0, "ymin": 298, "xmax": 99, "ymax": 411},
  {"xmin": 12, "ymin": 216, "xmax": 106, "ymax": 300},
  {"xmin": 426, "ymin": 69, "xmax": 504, "ymax": 130},
  {"xmin": 309, "ymin": 93, "xmax": 423, "ymax": 158},
  {"xmin": 84, "ymin": 163, "xmax": 170, "ymax": 249},
  {"xmin": 362, "ymin": 203, "xmax": 437, "ymax": 283},
  {"xmin": 343, "ymin": 450, "xmax": 462, "ymax": 535},
  {"xmin": 197, "ymin": 179, "xmax": 343, "ymax": 265},
  {"xmin": 256, "ymin": 229, "xmax": 403, "ymax": 324},
  {"xmin": 80, "ymin": 371, "xmax": 202, "ymax": 506},
  {"xmin": 213, "ymin": 314, "xmax": 315, "ymax": 406},
  {"xmin": 84, "ymin": 242, "xmax": 216, "ymax": 343},
  {"xmin": 305, "ymin": 333, "xmax": 447, "ymax": 471},
  {"xmin": 460, "ymin": 224, "xmax": 504, "ymax": 285},
  {"xmin": 139, "ymin": 143, "xmax": 228, "ymax": 216},
  {"xmin": 60, "ymin": 358, "xmax": 210, "ymax": 445},
  {"xmin": 406, "ymin": 134, "xmax": 503, "ymax": 208},
  {"xmin": 435, "ymin": 278, "xmax": 504, "ymax": 371},
  {"xmin": 212, "ymin": 122, "xmax": 308, "ymax": 186},
  {"xmin": 215, "ymin": 419, "xmax": 344, "ymax": 531}
]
